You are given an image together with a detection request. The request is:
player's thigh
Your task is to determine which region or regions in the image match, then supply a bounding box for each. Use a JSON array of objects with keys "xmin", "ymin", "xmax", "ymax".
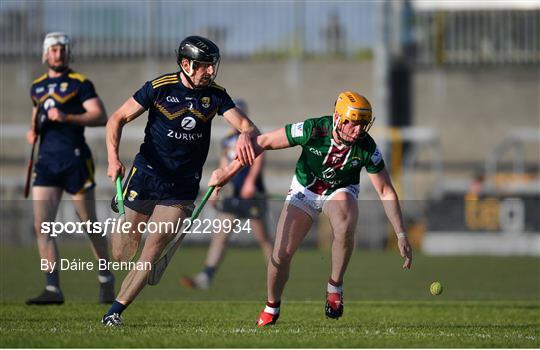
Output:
[
  {"xmin": 323, "ymin": 191, "xmax": 358, "ymax": 235},
  {"xmin": 32, "ymin": 186, "xmax": 63, "ymax": 223},
  {"xmin": 140, "ymin": 205, "xmax": 188, "ymax": 258},
  {"xmin": 273, "ymin": 202, "xmax": 313, "ymax": 260},
  {"xmin": 111, "ymin": 206, "xmax": 149, "ymax": 257},
  {"xmin": 71, "ymin": 188, "xmax": 97, "ymax": 222}
]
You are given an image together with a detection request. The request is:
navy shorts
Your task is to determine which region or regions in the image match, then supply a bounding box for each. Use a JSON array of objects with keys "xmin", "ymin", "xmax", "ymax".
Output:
[
  {"xmin": 33, "ymin": 155, "xmax": 96, "ymax": 195},
  {"xmin": 216, "ymin": 195, "xmax": 267, "ymax": 219},
  {"xmin": 120, "ymin": 166, "xmax": 196, "ymax": 216}
]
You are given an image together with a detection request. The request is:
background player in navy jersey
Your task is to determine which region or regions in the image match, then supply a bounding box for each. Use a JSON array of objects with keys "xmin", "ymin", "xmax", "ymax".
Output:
[
  {"xmin": 103, "ymin": 36, "xmax": 259, "ymax": 326},
  {"xmin": 26, "ymin": 32, "xmax": 114, "ymax": 305},
  {"xmin": 180, "ymin": 99, "xmax": 272, "ymax": 290}
]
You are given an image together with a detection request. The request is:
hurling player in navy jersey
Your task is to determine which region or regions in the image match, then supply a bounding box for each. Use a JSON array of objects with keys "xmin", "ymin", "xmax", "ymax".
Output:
[
  {"xmin": 26, "ymin": 32, "xmax": 114, "ymax": 305},
  {"xmin": 102, "ymin": 36, "xmax": 259, "ymax": 326}
]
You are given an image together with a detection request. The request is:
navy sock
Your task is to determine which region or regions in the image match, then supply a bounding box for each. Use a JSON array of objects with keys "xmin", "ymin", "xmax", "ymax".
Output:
[
  {"xmin": 99, "ymin": 268, "xmax": 112, "ymax": 277},
  {"xmin": 107, "ymin": 300, "xmax": 127, "ymax": 316},
  {"xmin": 203, "ymin": 266, "xmax": 216, "ymax": 280},
  {"xmin": 45, "ymin": 269, "xmax": 60, "ymax": 288}
]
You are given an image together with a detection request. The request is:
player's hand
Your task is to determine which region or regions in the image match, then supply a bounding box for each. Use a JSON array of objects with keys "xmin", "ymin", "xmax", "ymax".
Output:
[
  {"xmin": 47, "ymin": 108, "xmax": 68, "ymax": 122},
  {"xmin": 107, "ymin": 158, "xmax": 125, "ymax": 182},
  {"xmin": 397, "ymin": 236, "xmax": 412, "ymax": 269},
  {"xmin": 235, "ymin": 132, "xmax": 255, "ymax": 166},
  {"xmin": 26, "ymin": 130, "xmax": 37, "ymax": 144},
  {"xmin": 208, "ymin": 168, "xmax": 229, "ymax": 188},
  {"xmin": 240, "ymin": 182, "xmax": 255, "ymax": 199}
]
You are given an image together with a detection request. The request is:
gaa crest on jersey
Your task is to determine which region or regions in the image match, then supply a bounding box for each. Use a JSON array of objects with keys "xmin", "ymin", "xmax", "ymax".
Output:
[
  {"xmin": 371, "ymin": 147, "xmax": 383, "ymax": 165},
  {"xmin": 291, "ymin": 122, "xmax": 304, "ymax": 138},
  {"xmin": 128, "ymin": 190, "xmax": 138, "ymax": 202},
  {"xmin": 350, "ymin": 157, "xmax": 361, "ymax": 168},
  {"xmin": 201, "ymin": 97, "xmax": 211, "ymax": 108},
  {"xmin": 60, "ymin": 82, "xmax": 68, "ymax": 92}
]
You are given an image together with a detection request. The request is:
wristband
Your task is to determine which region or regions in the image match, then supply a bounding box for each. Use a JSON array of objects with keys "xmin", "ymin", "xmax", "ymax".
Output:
[{"xmin": 396, "ymin": 232, "xmax": 407, "ymax": 239}]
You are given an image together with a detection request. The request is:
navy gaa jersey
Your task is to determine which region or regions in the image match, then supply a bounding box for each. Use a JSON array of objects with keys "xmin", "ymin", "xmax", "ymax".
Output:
[
  {"xmin": 133, "ymin": 72, "xmax": 235, "ymax": 180},
  {"xmin": 30, "ymin": 69, "xmax": 98, "ymax": 160}
]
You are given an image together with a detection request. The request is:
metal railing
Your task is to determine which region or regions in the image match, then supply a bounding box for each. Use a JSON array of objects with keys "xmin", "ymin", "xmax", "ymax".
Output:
[
  {"xmin": 414, "ymin": 9, "xmax": 540, "ymax": 64},
  {"xmin": 1, "ymin": 2, "xmax": 539, "ymax": 63},
  {"xmin": 0, "ymin": 0, "xmax": 375, "ymax": 59}
]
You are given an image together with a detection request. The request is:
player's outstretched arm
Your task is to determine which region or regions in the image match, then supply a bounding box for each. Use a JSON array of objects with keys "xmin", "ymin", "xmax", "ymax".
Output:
[
  {"xmin": 106, "ymin": 97, "xmax": 146, "ymax": 181},
  {"xmin": 208, "ymin": 127, "xmax": 290, "ymax": 189},
  {"xmin": 255, "ymin": 127, "xmax": 291, "ymax": 151},
  {"xmin": 368, "ymin": 169, "xmax": 413, "ymax": 269}
]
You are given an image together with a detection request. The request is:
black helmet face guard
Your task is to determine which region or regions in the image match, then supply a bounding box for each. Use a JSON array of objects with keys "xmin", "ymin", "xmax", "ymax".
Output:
[
  {"xmin": 177, "ymin": 36, "xmax": 221, "ymax": 88},
  {"xmin": 191, "ymin": 58, "xmax": 220, "ymax": 78},
  {"xmin": 180, "ymin": 57, "xmax": 220, "ymax": 88}
]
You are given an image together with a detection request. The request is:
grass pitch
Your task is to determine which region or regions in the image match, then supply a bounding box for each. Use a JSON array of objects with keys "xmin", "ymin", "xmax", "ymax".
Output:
[
  {"xmin": 2, "ymin": 301, "xmax": 538, "ymax": 348},
  {"xmin": 1, "ymin": 246, "xmax": 539, "ymax": 347}
]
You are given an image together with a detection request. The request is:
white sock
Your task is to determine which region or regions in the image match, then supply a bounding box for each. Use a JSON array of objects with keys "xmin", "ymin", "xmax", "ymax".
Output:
[
  {"xmin": 327, "ymin": 282, "xmax": 343, "ymax": 294},
  {"xmin": 45, "ymin": 285, "xmax": 60, "ymax": 293},
  {"xmin": 98, "ymin": 274, "xmax": 114, "ymax": 283},
  {"xmin": 264, "ymin": 305, "xmax": 280, "ymax": 315}
]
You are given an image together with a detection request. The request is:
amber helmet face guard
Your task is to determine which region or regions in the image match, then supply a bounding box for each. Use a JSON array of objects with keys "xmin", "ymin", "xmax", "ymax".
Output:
[{"xmin": 332, "ymin": 91, "xmax": 374, "ymax": 145}]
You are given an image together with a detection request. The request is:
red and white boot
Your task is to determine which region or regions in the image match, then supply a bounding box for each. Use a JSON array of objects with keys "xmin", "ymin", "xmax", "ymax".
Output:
[
  {"xmin": 256, "ymin": 301, "xmax": 280, "ymax": 327},
  {"xmin": 325, "ymin": 279, "xmax": 344, "ymax": 319}
]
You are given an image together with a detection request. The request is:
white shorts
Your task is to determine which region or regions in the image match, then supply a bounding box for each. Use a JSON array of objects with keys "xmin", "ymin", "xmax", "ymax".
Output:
[{"xmin": 285, "ymin": 176, "xmax": 359, "ymax": 220}]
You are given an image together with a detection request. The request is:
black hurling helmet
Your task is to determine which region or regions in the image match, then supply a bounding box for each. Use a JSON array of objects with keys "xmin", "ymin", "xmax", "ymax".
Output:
[{"xmin": 177, "ymin": 36, "xmax": 220, "ymax": 88}]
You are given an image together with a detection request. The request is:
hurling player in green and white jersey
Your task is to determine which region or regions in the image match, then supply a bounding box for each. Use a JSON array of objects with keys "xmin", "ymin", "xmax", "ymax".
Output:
[{"xmin": 207, "ymin": 91, "xmax": 413, "ymax": 327}]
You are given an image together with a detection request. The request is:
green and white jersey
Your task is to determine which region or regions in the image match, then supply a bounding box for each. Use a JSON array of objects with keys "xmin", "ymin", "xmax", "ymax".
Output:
[{"xmin": 284, "ymin": 115, "xmax": 384, "ymax": 195}]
